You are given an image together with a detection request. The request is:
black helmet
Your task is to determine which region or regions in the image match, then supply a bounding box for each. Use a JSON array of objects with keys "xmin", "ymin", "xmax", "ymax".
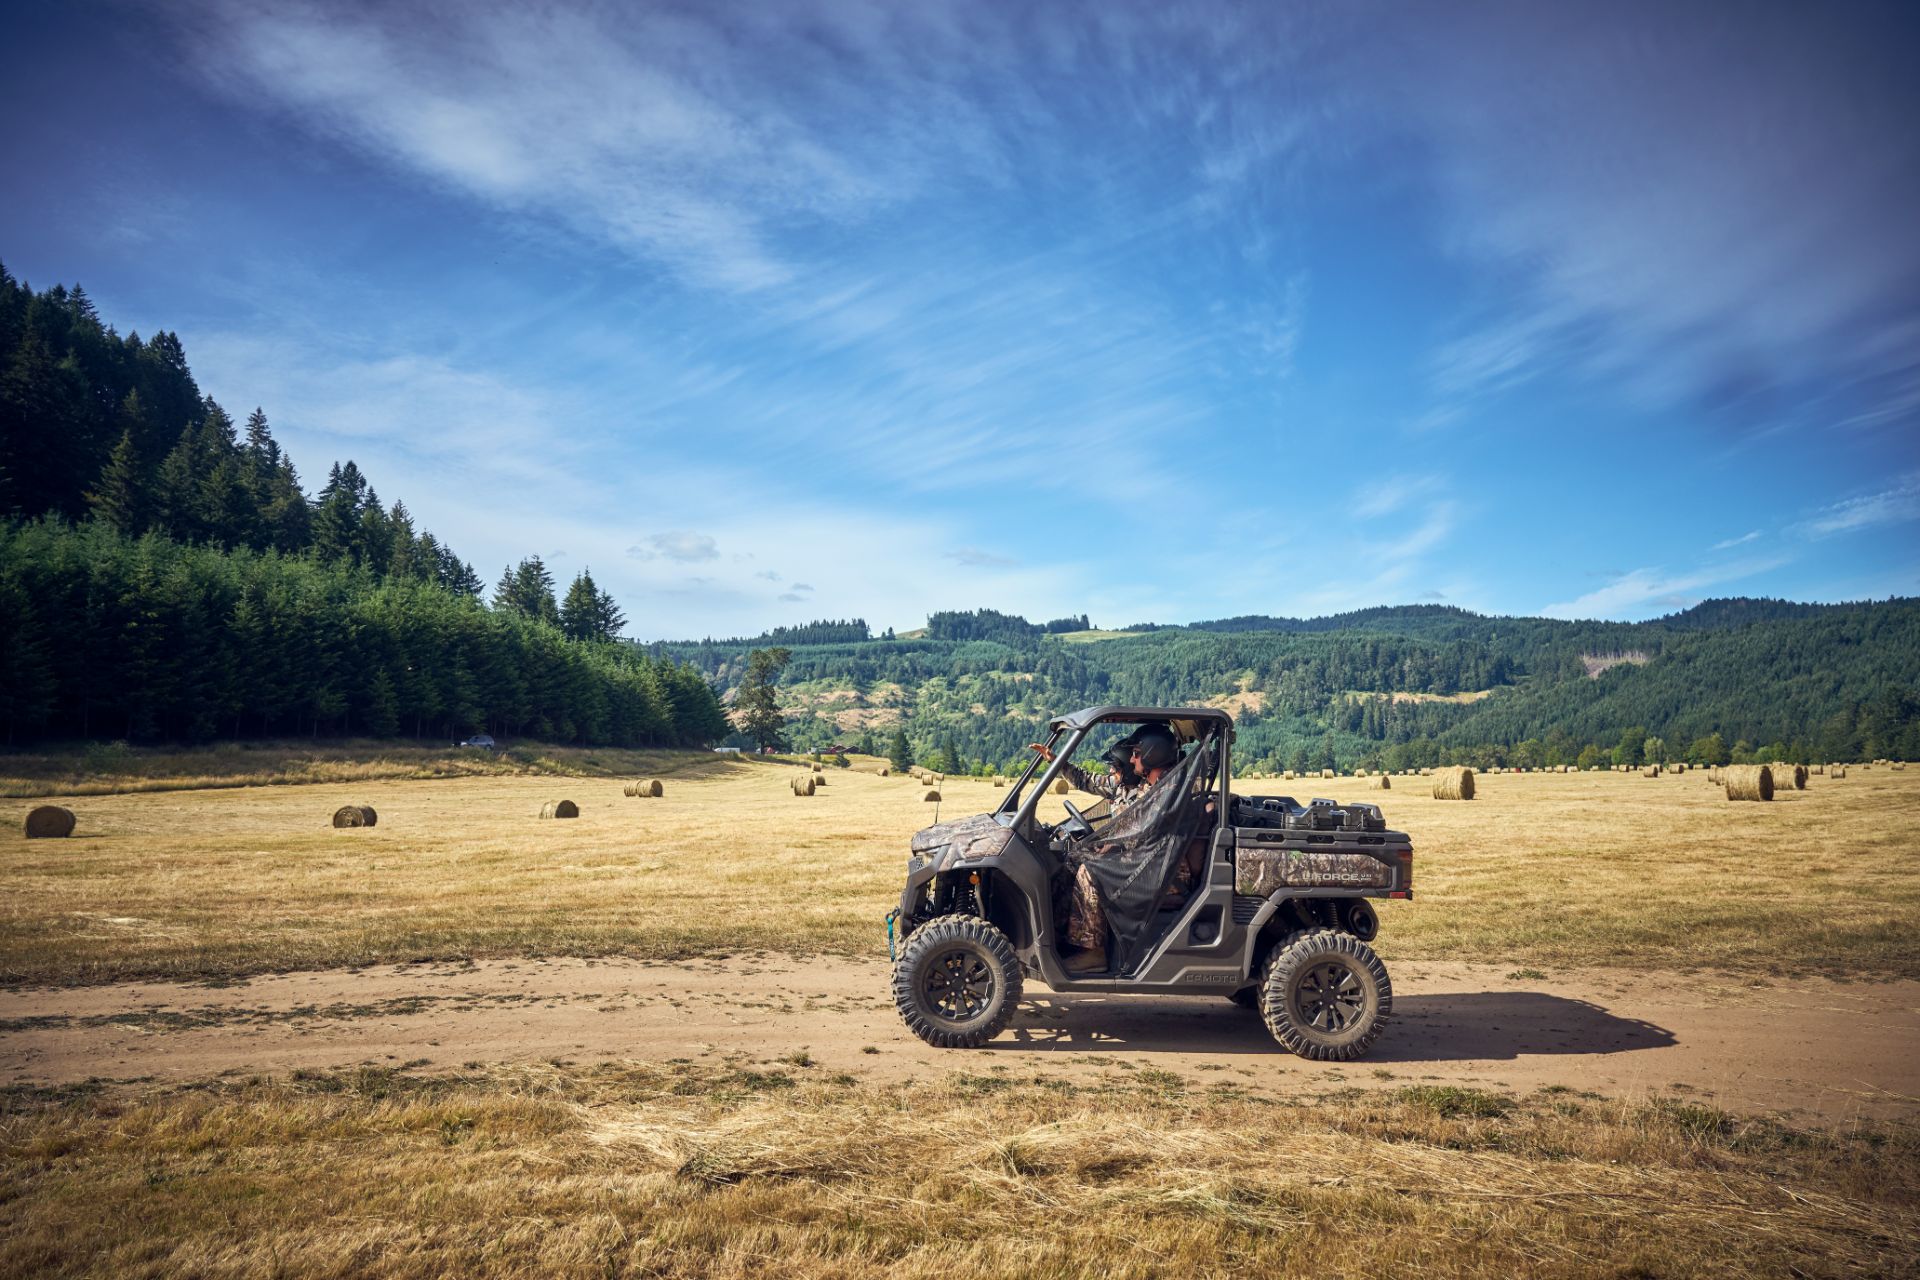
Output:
[{"xmin": 1129, "ymin": 725, "xmax": 1179, "ymax": 771}]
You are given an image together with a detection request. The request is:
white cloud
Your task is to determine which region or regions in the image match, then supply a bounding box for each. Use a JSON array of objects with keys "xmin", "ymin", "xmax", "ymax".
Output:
[
  {"xmin": 1541, "ymin": 556, "xmax": 1790, "ymax": 621},
  {"xmin": 185, "ymin": 1, "xmax": 1046, "ymax": 291},
  {"xmin": 1711, "ymin": 530, "xmax": 1761, "ymax": 551},
  {"xmin": 947, "ymin": 548, "xmax": 1019, "ymax": 568},
  {"xmin": 1793, "ymin": 473, "xmax": 1920, "ymax": 539},
  {"xmin": 1391, "ymin": 3, "xmax": 1920, "ymax": 436},
  {"xmin": 1353, "ymin": 475, "xmax": 1446, "ymax": 521},
  {"xmin": 626, "ymin": 531, "xmax": 720, "ymax": 563}
]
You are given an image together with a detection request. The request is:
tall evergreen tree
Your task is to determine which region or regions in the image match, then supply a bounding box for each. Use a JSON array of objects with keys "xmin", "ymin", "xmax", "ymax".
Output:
[
  {"xmin": 89, "ymin": 427, "xmax": 148, "ymax": 534},
  {"xmin": 494, "ymin": 556, "xmax": 560, "ymax": 625},
  {"xmin": 559, "ymin": 567, "xmax": 628, "ymax": 643}
]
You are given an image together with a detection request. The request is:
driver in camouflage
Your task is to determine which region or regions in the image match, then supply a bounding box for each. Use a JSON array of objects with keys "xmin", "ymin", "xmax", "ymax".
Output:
[{"xmin": 1028, "ymin": 725, "xmax": 1192, "ymax": 973}]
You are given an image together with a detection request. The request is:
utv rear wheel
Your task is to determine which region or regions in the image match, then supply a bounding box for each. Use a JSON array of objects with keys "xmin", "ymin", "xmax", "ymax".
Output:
[
  {"xmin": 892, "ymin": 915, "xmax": 1022, "ymax": 1048},
  {"xmin": 1260, "ymin": 929, "xmax": 1392, "ymax": 1060}
]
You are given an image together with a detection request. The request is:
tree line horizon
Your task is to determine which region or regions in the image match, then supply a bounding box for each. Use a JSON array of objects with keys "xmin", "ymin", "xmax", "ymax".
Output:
[{"xmin": 4, "ymin": 266, "xmax": 1915, "ymax": 761}]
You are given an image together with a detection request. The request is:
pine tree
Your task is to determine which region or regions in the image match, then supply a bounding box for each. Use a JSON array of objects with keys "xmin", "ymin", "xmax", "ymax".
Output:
[
  {"xmin": 495, "ymin": 557, "xmax": 560, "ymax": 625},
  {"xmin": 152, "ymin": 426, "xmax": 203, "ymax": 542},
  {"xmin": 89, "ymin": 427, "xmax": 148, "ymax": 533},
  {"xmin": 357, "ymin": 489, "xmax": 391, "ymax": 575},
  {"xmin": 387, "ymin": 500, "xmax": 419, "ymax": 579},
  {"xmin": 888, "ymin": 725, "xmax": 913, "ymax": 771},
  {"xmin": 442, "ymin": 555, "xmax": 483, "ymax": 597},
  {"xmin": 310, "ymin": 462, "xmax": 361, "ymax": 563},
  {"xmin": 560, "ymin": 569, "xmax": 604, "ymax": 642}
]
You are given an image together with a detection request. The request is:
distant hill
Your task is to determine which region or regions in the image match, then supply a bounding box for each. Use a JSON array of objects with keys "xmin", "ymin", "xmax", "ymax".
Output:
[{"xmin": 655, "ymin": 597, "xmax": 1920, "ymax": 771}]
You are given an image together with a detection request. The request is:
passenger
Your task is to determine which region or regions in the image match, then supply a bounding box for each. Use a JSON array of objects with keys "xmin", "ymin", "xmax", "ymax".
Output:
[
  {"xmin": 1030, "ymin": 726, "xmax": 1187, "ymax": 975},
  {"xmin": 1026, "ymin": 729, "xmax": 1149, "ymax": 816}
]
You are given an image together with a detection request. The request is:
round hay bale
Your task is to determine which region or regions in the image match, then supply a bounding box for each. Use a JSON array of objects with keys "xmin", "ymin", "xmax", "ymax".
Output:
[
  {"xmin": 1810, "ymin": 764, "xmax": 1824, "ymax": 776},
  {"xmin": 1669, "ymin": 762, "xmax": 1686, "ymax": 774},
  {"xmin": 1432, "ymin": 766, "xmax": 1475, "ymax": 800},
  {"xmin": 1283, "ymin": 770, "xmax": 1296, "ymax": 780},
  {"xmin": 623, "ymin": 779, "xmax": 664, "ymax": 798},
  {"xmin": 877, "ymin": 766, "xmax": 890, "ymax": 777},
  {"xmin": 1320, "ymin": 768, "xmax": 1335, "ymax": 780},
  {"xmin": 812, "ymin": 772, "xmax": 827, "ymax": 786},
  {"xmin": 1768, "ymin": 763, "xmax": 1806, "ymax": 792},
  {"xmin": 1724, "ymin": 765, "xmax": 1772, "ymax": 801},
  {"xmin": 811, "ymin": 763, "xmax": 823, "ymax": 773},
  {"xmin": 540, "ymin": 799, "xmax": 579, "ymax": 819},
  {"xmin": 1418, "ymin": 767, "xmax": 1433, "ymax": 777},
  {"xmin": 1052, "ymin": 777, "xmax": 1069, "ymax": 795},
  {"xmin": 1892, "ymin": 762, "xmax": 1906, "ymax": 771},
  {"xmin": 1366, "ymin": 775, "xmax": 1390, "ymax": 790},
  {"xmin": 790, "ymin": 775, "xmax": 815, "ymax": 796},
  {"xmin": 331, "ymin": 804, "xmax": 377, "ymax": 829},
  {"xmin": 1830, "ymin": 765, "xmax": 1846, "ymax": 779},
  {"xmin": 1642, "ymin": 765, "xmax": 1659, "ymax": 778},
  {"xmin": 992, "ymin": 776, "xmax": 1005, "ymax": 787},
  {"xmin": 923, "ymin": 789, "xmax": 941, "ymax": 802},
  {"xmin": 24, "ymin": 805, "xmax": 75, "ymax": 838}
]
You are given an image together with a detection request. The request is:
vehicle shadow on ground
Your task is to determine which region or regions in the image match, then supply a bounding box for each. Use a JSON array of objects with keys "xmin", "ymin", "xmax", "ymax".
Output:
[
  {"xmin": 1369, "ymin": 993, "xmax": 1675, "ymax": 1062},
  {"xmin": 995, "ymin": 991, "xmax": 1674, "ymax": 1061}
]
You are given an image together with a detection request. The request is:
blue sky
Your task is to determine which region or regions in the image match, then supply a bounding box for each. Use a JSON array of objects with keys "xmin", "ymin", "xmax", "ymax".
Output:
[{"xmin": 5, "ymin": 0, "xmax": 1917, "ymax": 639}]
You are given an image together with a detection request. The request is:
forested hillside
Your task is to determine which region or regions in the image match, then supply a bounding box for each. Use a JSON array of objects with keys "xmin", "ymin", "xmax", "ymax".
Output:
[
  {"xmin": 659, "ymin": 600, "xmax": 1920, "ymax": 774},
  {"xmin": 0, "ymin": 266, "xmax": 728, "ymax": 748}
]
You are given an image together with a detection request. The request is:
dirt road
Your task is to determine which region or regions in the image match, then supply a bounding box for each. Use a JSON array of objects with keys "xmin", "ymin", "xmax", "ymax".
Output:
[{"xmin": 3, "ymin": 956, "xmax": 1914, "ymax": 1120}]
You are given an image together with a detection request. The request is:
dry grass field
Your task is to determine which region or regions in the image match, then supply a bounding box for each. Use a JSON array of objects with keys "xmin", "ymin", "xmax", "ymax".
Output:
[
  {"xmin": 2, "ymin": 758, "xmax": 1916, "ymax": 985},
  {"xmin": 4, "ymin": 753, "xmax": 1919, "ymax": 1278},
  {"xmin": 4, "ymin": 1060, "xmax": 1915, "ymax": 1280}
]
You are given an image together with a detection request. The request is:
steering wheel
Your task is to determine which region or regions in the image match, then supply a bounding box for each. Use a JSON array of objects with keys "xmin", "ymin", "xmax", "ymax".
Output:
[{"xmin": 1060, "ymin": 798, "xmax": 1096, "ymax": 842}]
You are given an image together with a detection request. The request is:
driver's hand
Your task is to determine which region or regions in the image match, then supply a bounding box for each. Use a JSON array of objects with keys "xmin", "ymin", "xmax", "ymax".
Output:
[{"xmin": 1026, "ymin": 742, "xmax": 1054, "ymax": 761}]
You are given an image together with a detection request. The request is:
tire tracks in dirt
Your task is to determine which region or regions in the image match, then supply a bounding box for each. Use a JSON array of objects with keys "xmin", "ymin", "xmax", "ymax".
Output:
[{"xmin": 3, "ymin": 956, "xmax": 1914, "ymax": 1119}]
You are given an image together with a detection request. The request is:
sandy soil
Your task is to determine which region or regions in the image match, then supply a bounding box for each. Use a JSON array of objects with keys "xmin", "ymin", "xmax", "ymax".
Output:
[{"xmin": 3, "ymin": 956, "xmax": 1914, "ymax": 1120}]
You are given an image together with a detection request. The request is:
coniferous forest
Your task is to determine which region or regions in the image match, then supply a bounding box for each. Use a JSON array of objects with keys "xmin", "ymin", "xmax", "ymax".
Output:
[
  {"xmin": 661, "ymin": 600, "xmax": 1920, "ymax": 774},
  {"xmin": 4, "ymin": 264, "xmax": 1917, "ymax": 763},
  {"xmin": 0, "ymin": 265, "xmax": 729, "ymax": 747}
]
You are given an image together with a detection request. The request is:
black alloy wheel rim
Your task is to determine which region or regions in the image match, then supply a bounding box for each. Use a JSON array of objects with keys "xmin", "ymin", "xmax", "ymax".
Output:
[
  {"xmin": 923, "ymin": 946, "xmax": 995, "ymax": 1022},
  {"xmin": 1290, "ymin": 959, "xmax": 1365, "ymax": 1033}
]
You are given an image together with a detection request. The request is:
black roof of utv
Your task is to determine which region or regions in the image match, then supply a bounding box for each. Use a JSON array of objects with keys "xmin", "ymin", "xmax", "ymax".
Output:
[{"xmin": 1048, "ymin": 705, "xmax": 1234, "ymax": 735}]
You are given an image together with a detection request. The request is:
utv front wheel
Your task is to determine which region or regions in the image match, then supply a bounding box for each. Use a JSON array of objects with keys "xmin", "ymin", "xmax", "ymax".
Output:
[
  {"xmin": 892, "ymin": 915, "xmax": 1022, "ymax": 1048},
  {"xmin": 1260, "ymin": 929, "xmax": 1392, "ymax": 1060}
]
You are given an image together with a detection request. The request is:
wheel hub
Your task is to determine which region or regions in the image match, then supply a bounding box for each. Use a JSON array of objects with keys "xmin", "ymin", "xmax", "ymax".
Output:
[
  {"xmin": 923, "ymin": 947, "xmax": 995, "ymax": 1021},
  {"xmin": 1290, "ymin": 959, "xmax": 1365, "ymax": 1033}
]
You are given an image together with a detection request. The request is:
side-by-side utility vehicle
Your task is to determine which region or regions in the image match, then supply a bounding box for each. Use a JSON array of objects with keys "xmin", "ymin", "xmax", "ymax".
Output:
[{"xmin": 888, "ymin": 706, "xmax": 1413, "ymax": 1060}]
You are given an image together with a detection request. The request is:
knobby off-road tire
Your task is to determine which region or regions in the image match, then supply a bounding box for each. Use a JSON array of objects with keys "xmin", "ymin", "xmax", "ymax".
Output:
[
  {"xmin": 1260, "ymin": 928, "xmax": 1392, "ymax": 1061},
  {"xmin": 892, "ymin": 915, "xmax": 1023, "ymax": 1048}
]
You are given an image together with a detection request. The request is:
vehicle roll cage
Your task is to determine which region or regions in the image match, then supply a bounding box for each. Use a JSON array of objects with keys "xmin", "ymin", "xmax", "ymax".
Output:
[{"xmin": 998, "ymin": 704, "xmax": 1234, "ymax": 833}]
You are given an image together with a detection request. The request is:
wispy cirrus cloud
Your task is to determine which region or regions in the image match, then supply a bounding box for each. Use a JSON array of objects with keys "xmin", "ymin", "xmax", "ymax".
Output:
[
  {"xmin": 947, "ymin": 548, "xmax": 1019, "ymax": 568},
  {"xmin": 627, "ymin": 531, "xmax": 719, "ymax": 563},
  {"xmin": 184, "ymin": 0, "xmax": 1064, "ymax": 291},
  {"xmin": 1793, "ymin": 472, "xmax": 1920, "ymax": 538},
  {"xmin": 1394, "ymin": 2, "xmax": 1920, "ymax": 440},
  {"xmin": 1541, "ymin": 555, "xmax": 1791, "ymax": 621},
  {"xmin": 1711, "ymin": 530, "xmax": 1761, "ymax": 551}
]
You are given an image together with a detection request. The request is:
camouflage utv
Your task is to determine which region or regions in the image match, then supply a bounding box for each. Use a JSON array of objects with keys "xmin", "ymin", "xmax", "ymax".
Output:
[{"xmin": 888, "ymin": 706, "xmax": 1413, "ymax": 1059}]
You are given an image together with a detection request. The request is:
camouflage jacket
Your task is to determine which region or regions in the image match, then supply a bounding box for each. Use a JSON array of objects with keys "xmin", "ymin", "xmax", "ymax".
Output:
[{"xmin": 1061, "ymin": 762, "xmax": 1152, "ymax": 817}]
